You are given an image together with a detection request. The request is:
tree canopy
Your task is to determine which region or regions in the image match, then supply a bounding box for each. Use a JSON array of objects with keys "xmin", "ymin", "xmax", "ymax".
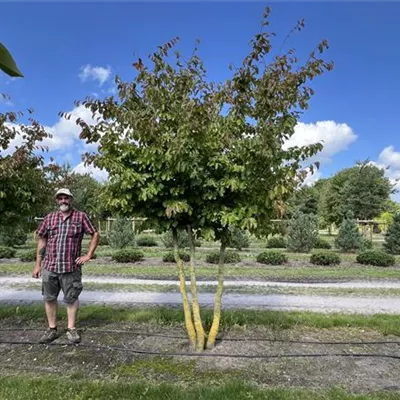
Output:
[{"xmin": 66, "ymin": 7, "xmax": 333, "ymax": 350}]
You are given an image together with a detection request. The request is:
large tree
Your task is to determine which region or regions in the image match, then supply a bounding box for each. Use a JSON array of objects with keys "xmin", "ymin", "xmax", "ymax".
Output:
[
  {"xmin": 68, "ymin": 8, "xmax": 332, "ymax": 350},
  {"xmin": 322, "ymin": 161, "xmax": 393, "ymax": 225},
  {"xmin": 0, "ymin": 100, "xmax": 50, "ymax": 232}
]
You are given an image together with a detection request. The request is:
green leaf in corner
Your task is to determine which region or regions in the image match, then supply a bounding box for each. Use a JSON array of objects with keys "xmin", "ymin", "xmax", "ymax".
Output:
[{"xmin": 0, "ymin": 42, "xmax": 23, "ymax": 77}]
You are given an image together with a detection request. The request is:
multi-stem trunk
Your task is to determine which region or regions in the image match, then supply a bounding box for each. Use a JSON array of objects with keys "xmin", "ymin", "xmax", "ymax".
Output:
[
  {"xmin": 206, "ymin": 240, "xmax": 226, "ymax": 350},
  {"xmin": 187, "ymin": 225, "xmax": 205, "ymax": 351},
  {"xmin": 172, "ymin": 227, "xmax": 197, "ymax": 348}
]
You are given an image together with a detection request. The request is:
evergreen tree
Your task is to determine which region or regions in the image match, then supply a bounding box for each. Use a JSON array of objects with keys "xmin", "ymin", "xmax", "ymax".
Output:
[
  {"xmin": 335, "ymin": 211, "xmax": 363, "ymax": 252},
  {"xmin": 384, "ymin": 213, "xmax": 400, "ymax": 254},
  {"xmin": 287, "ymin": 211, "xmax": 318, "ymax": 253},
  {"xmin": 107, "ymin": 218, "xmax": 135, "ymax": 249}
]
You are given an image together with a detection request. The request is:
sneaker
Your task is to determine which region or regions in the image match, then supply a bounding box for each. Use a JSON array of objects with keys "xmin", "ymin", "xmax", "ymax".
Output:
[
  {"xmin": 39, "ymin": 328, "xmax": 59, "ymax": 344},
  {"xmin": 66, "ymin": 328, "xmax": 81, "ymax": 344}
]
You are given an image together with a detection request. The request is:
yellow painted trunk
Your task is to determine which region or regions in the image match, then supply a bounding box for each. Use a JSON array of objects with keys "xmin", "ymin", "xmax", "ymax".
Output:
[
  {"xmin": 206, "ymin": 242, "xmax": 226, "ymax": 350},
  {"xmin": 173, "ymin": 228, "xmax": 197, "ymax": 348},
  {"xmin": 188, "ymin": 226, "xmax": 205, "ymax": 351}
]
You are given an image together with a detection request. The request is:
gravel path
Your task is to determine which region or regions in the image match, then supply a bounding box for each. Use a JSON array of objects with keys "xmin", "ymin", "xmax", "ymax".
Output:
[
  {"xmin": 3, "ymin": 276, "xmax": 400, "ymax": 314},
  {"xmin": 2, "ymin": 287, "xmax": 400, "ymax": 314},
  {"xmin": 2, "ymin": 276, "xmax": 400, "ymax": 289}
]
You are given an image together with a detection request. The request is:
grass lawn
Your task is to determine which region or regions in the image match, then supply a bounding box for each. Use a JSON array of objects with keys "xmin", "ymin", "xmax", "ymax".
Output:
[
  {"xmin": 2, "ymin": 304, "xmax": 400, "ymax": 335},
  {"xmin": 0, "ymin": 376, "xmax": 398, "ymax": 400},
  {"xmin": 2, "ymin": 262, "xmax": 400, "ymax": 281},
  {"xmin": 1, "ymin": 304, "xmax": 400, "ymax": 399}
]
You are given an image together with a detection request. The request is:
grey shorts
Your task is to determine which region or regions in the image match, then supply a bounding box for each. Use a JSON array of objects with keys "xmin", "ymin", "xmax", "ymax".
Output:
[{"xmin": 41, "ymin": 268, "xmax": 83, "ymax": 304}]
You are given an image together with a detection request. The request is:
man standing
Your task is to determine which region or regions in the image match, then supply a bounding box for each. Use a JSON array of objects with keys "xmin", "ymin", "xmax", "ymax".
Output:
[{"xmin": 32, "ymin": 188, "xmax": 100, "ymax": 344}]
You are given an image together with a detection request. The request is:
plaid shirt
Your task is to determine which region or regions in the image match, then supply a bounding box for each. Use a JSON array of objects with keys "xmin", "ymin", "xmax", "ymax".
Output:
[{"xmin": 36, "ymin": 209, "xmax": 97, "ymax": 273}]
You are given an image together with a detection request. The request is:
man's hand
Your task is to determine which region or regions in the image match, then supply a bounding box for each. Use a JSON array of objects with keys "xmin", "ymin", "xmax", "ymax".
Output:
[
  {"xmin": 32, "ymin": 264, "xmax": 41, "ymax": 279},
  {"xmin": 75, "ymin": 254, "xmax": 91, "ymax": 265}
]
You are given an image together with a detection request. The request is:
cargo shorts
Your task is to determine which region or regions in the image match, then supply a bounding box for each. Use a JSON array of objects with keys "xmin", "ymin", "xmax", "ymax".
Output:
[{"xmin": 41, "ymin": 267, "xmax": 83, "ymax": 304}]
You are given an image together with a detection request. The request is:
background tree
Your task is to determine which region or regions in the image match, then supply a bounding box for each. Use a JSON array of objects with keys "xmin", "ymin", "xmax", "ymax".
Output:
[
  {"xmin": 0, "ymin": 98, "xmax": 50, "ymax": 238},
  {"xmin": 383, "ymin": 214, "xmax": 400, "ymax": 255},
  {"xmin": 335, "ymin": 211, "xmax": 363, "ymax": 252},
  {"xmin": 286, "ymin": 211, "xmax": 318, "ymax": 252},
  {"xmin": 286, "ymin": 185, "xmax": 319, "ymax": 217},
  {"xmin": 69, "ymin": 8, "xmax": 332, "ymax": 351},
  {"xmin": 322, "ymin": 162, "xmax": 392, "ymax": 226}
]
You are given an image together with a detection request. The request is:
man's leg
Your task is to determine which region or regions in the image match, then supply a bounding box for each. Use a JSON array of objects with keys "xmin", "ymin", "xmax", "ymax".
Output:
[
  {"xmin": 62, "ymin": 269, "xmax": 83, "ymax": 343},
  {"xmin": 40, "ymin": 269, "xmax": 61, "ymax": 343},
  {"xmin": 67, "ymin": 299, "xmax": 79, "ymax": 329},
  {"xmin": 44, "ymin": 300, "xmax": 58, "ymax": 328}
]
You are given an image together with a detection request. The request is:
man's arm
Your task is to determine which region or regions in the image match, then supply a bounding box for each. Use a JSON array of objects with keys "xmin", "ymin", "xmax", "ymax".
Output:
[
  {"xmin": 76, "ymin": 231, "xmax": 100, "ymax": 265},
  {"xmin": 32, "ymin": 237, "xmax": 47, "ymax": 278}
]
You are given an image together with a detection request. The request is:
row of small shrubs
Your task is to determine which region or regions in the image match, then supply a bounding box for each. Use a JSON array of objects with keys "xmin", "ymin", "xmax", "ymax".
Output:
[
  {"xmin": 256, "ymin": 249, "xmax": 395, "ymax": 267},
  {"xmin": 257, "ymin": 250, "xmax": 341, "ymax": 266}
]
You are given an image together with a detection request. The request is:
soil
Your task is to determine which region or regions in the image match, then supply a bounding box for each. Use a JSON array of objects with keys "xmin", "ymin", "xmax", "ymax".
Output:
[{"xmin": 0, "ymin": 320, "xmax": 400, "ymax": 393}]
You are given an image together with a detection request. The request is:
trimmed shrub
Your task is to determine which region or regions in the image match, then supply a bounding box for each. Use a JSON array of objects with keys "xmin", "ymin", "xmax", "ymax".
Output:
[
  {"xmin": 162, "ymin": 230, "xmax": 201, "ymax": 249},
  {"xmin": 266, "ymin": 235, "xmax": 286, "ymax": 249},
  {"xmin": 0, "ymin": 246, "xmax": 16, "ymax": 258},
  {"xmin": 256, "ymin": 251, "xmax": 287, "ymax": 265},
  {"xmin": 0, "ymin": 226, "xmax": 27, "ymax": 247},
  {"xmin": 162, "ymin": 251, "xmax": 190, "ymax": 263},
  {"xmin": 19, "ymin": 250, "xmax": 37, "ymax": 262},
  {"xmin": 136, "ymin": 235, "xmax": 158, "ymax": 247},
  {"xmin": 112, "ymin": 249, "xmax": 144, "ymax": 263},
  {"xmin": 310, "ymin": 251, "xmax": 341, "ymax": 266},
  {"xmin": 356, "ymin": 250, "xmax": 395, "ymax": 267},
  {"xmin": 98, "ymin": 235, "xmax": 109, "ymax": 246},
  {"xmin": 313, "ymin": 237, "xmax": 332, "ymax": 249},
  {"xmin": 227, "ymin": 227, "xmax": 250, "ymax": 250},
  {"xmin": 384, "ymin": 214, "xmax": 400, "ymax": 255},
  {"xmin": 107, "ymin": 218, "xmax": 135, "ymax": 249},
  {"xmin": 206, "ymin": 250, "xmax": 241, "ymax": 264},
  {"xmin": 287, "ymin": 211, "xmax": 318, "ymax": 253},
  {"xmin": 335, "ymin": 212, "xmax": 363, "ymax": 252},
  {"xmin": 360, "ymin": 237, "xmax": 373, "ymax": 250}
]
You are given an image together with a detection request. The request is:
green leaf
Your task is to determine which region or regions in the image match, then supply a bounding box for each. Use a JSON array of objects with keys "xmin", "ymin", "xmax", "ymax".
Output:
[{"xmin": 0, "ymin": 42, "xmax": 23, "ymax": 77}]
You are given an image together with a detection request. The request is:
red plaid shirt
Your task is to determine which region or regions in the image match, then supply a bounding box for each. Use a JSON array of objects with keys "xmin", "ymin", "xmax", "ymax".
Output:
[{"xmin": 36, "ymin": 209, "xmax": 97, "ymax": 273}]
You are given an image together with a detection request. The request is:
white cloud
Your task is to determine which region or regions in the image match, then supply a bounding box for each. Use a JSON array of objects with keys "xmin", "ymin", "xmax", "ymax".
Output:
[
  {"xmin": 42, "ymin": 104, "xmax": 99, "ymax": 151},
  {"xmin": 73, "ymin": 161, "xmax": 108, "ymax": 182},
  {"xmin": 302, "ymin": 170, "xmax": 322, "ymax": 187},
  {"xmin": 284, "ymin": 121, "xmax": 357, "ymax": 163},
  {"xmin": 372, "ymin": 146, "xmax": 400, "ymax": 193},
  {"xmin": 377, "ymin": 146, "xmax": 400, "ymax": 171},
  {"xmin": 79, "ymin": 64, "xmax": 112, "ymax": 86}
]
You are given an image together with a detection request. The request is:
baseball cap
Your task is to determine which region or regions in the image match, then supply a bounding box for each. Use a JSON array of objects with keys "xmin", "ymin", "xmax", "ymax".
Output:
[{"xmin": 55, "ymin": 188, "xmax": 74, "ymax": 198}]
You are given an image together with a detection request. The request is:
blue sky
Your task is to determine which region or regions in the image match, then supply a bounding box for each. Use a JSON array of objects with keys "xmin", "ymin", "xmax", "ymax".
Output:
[{"xmin": 2, "ymin": 2, "xmax": 400, "ymax": 191}]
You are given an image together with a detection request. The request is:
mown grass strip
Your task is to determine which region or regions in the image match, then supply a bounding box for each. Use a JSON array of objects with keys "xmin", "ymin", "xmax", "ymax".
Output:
[
  {"xmin": 2, "ymin": 263, "xmax": 400, "ymax": 281},
  {"xmin": 0, "ymin": 376, "xmax": 398, "ymax": 400},
  {"xmin": 1, "ymin": 305, "xmax": 400, "ymax": 335}
]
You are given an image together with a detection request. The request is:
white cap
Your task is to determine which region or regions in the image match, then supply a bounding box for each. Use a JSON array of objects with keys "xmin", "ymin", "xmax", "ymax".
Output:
[{"xmin": 55, "ymin": 188, "xmax": 73, "ymax": 198}]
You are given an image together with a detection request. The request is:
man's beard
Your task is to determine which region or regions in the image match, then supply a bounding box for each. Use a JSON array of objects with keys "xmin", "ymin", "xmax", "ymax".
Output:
[{"xmin": 59, "ymin": 204, "xmax": 71, "ymax": 212}]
